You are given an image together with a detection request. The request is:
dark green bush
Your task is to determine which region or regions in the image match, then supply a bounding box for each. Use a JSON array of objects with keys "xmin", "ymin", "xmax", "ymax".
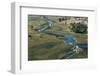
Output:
[{"xmin": 70, "ymin": 23, "xmax": 87, "ymax": 34}]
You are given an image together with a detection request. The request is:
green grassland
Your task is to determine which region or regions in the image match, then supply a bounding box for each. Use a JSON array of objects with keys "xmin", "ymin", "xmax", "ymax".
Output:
[{"xmin": 28, "ymin": 15, "xmax": 88, "ymax": 60}]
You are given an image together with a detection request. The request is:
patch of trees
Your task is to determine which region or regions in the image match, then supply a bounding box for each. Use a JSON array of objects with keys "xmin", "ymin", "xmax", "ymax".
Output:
[
  {"xmin": 70, "ymin": 23, "xmax": 87, "ymax": 34},
  {"xmin": 58, "ymin": 17, "xmax": 70, "ymax": 22}
]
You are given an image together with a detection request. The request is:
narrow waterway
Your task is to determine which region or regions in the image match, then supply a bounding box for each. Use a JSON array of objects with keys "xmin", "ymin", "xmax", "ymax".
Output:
[{"xmin": 35, "ymin": 20, "xmax": 88, "ymax": 59}]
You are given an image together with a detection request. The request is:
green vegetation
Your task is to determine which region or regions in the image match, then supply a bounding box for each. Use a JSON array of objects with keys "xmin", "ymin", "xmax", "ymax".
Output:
[
  {"xmin": 70, "ymin": 23, "xmax": 87, "ymax": 34},
  {"xmin": 28, "ymin": 15, "xmax": 88, "ymax": 60}
]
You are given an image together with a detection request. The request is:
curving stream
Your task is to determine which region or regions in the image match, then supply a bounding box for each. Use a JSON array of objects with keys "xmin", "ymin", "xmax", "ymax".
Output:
[{"xmin": 35, "ymin": 19, "xmax": 88, "ymax": 59}]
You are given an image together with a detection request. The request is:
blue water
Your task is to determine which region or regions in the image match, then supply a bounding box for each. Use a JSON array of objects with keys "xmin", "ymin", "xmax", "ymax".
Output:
[
  {"xmin": 35, "ymin": 23, "xmax": 88, "ymax": 49},
  {"xmin": 37, "ymin": 26, "xmax": 48, "ymax": 32},
  {"xmin": 64, "ymin": 34, "xmax": 76, "ymax": 45},
  {"xmin": 64, "ymin": 34, "xmax": 88, "ymax": 49},
  {"xmin": 77, "ymin": 44, "xmax": 88, "ymax": 49},
  {"xmin": 36, "ymin": 20, "xmax": 54, "ymax": 32},
  {"xmin": 34, "ymin": 19, "xmax": 88, "ymax": 59}
]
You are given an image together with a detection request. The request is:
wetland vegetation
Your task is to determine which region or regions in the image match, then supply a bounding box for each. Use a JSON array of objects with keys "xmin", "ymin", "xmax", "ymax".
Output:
[{"xmin": 28, "ymin": 15, "xmax": 88, "ymax": 60}]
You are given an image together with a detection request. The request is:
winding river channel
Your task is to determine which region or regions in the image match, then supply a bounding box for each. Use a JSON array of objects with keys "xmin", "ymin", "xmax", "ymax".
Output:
[{"xmin": 35, "ymin": 20, "xmax": 88, "ymax": 59}]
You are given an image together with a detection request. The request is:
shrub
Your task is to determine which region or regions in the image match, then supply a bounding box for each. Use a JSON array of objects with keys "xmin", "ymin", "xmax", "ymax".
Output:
[{"xmin": 70, "ymin": 23, "xmax": 87, "ymax": 34}]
